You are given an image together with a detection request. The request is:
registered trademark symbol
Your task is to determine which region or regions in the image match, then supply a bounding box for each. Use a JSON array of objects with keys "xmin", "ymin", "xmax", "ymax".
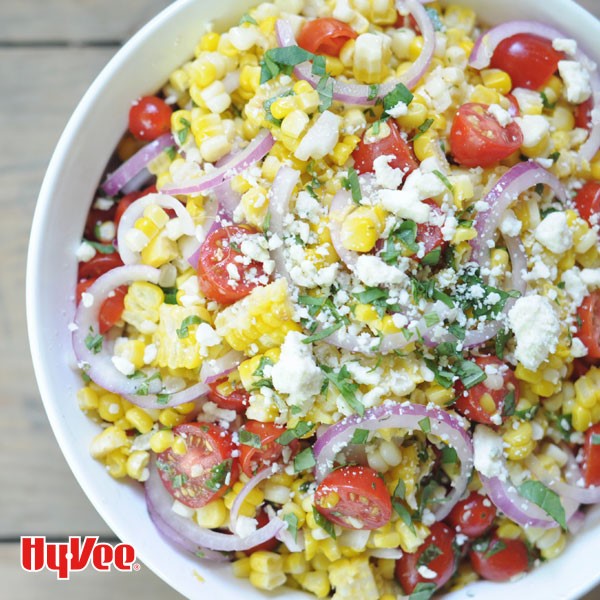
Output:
[{"xmin": 133, "ymin": 563, "xmax": 141, "ymax": 571}]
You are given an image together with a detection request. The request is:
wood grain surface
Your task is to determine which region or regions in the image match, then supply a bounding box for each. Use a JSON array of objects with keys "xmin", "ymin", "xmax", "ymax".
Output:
[{"xmin": 2, "ymin": 0, "xmax": 600, "ymax": 598}]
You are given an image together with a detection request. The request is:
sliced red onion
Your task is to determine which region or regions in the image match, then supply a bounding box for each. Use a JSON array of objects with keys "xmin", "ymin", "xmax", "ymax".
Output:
[
  {"xmin": 200, "ymin": 350, "xmax": 245, "ymax": 384},
  {"xmin": 230, "ymin": 467, "xmax": 277, "ymax": 532},
  {"xmin": 275, "ymin": 0, "xmax": 434, "ymax": 105},
  {"xmin": 116, "ymin": 193, "xmax": 195, "ymax": 264},
  {"xmin": 102, "ymin": 133, "xmax": 174, "ymax": 196},
  {"xmin": 568, "ymin": 510, "xmax": 586, "ymax": 534},
  {"xmin": 276, "ymin": 526, "xmax": 304, "ymax": 553},
  {"xmin": 268, "ymin": 165, "xmax": 301, "ymax": 281},
  {"xmin": 183, "ymin": 197, "xmax": 219, "ymax": 268},
  {"xmin": 123, "ymin": 381, "xmax": 209, "ymax": 410},
  {"xmin": 161, "ymin": 130, "xmax": 274, "ymax": 196},
  {"xmin": 72, "ymin": 265, "xmax": 163, "ymax": 396},
  {"xmin": 120, "ymin": 167, "xmax": 153, "ymax": 195},
  {"xmin": 145, "ymin": 457, "xmax": 284, "ymax": 551},
  {"xmin": 471, "ymin": 161, "xmax": 567, "ymax": 265},
  {"xmin": 469, "ymin": 21, "xmax": 600, "ymax": 161},
  {"xmin": 328, "ymin": 189, "xmax": 360, "ymax": 272},
  {"xmin": 313, "ymin": 401, "xmax": 473, "ymax": 521}
]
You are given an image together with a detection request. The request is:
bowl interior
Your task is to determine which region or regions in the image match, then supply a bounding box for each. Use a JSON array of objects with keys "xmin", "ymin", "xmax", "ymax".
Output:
[{"xmin": 27, "ymin": 0, "xmax": 600, "ymax": 598}]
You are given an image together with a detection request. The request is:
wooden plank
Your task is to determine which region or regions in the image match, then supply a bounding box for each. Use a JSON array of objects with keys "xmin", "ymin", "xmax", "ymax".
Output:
[
  {"xmin": 0, "ymin": 0, "xmax": 172, "ymax": 43},
  {"xmin": 0, "ymin": 544, "xmax": 183, "ymax": 598},
  {"xmin": 0, "ymin": 48, "xmax": 118, "ymax": 536}
]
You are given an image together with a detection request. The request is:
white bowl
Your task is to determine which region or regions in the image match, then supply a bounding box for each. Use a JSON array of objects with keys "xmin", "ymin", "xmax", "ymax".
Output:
[{"xmin": 27, "ymin": 0, "xmax": 600, "ymax": 598}]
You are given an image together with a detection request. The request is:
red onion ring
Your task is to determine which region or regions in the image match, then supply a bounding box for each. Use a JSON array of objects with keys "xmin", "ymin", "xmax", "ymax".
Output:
[
  {"xmin": 471, "ymin": 161, "xmax": 567, "ymax": 265},
  {"xmin": 469, "ymin": 20, "xmax": 600, "ymax": 161},
  {"xmin": 116, "ymin": 193, "xmax": 195, "ymax": 264},
  {"xmin": 145, "ymin": 456, "xmax": 285, "ymax": 551},
  {"xmin": 275, "ymin": 0, "xmax": 435, "ymax": 105},
  {"xmin": 268, "ymin": 165, "xmax": 301, "ymax": 281},
  {"xmin": 328, "ymin": 189, "xmax": 360, "ymax": 272},
  {"xmin": 200, "ymin": 350, "xmax": 245, "ymax": 384},
  {"xmin": 230, "ymin": 467, "xmax": 278, "ymax": 533},
  {"xmin": 123, "ymin": 381, "xmax": 209, "ymax": 411},
  {"xmin": 161, "ymin": 130, "xmax": 274, "ymax": 196},
  {"xmin": 102, "ymin": 133, "xmax": 174, "ymax": 196},
  {"xmin": 313, "ymin": 401, "xmax": 473, "ymax": 521}
]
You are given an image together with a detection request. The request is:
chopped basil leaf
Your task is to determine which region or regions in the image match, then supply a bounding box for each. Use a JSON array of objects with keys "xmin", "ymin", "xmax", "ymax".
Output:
[
  {"xmin": 164, "ymin": 145, "xmax": 177, "ymax": 161},
  {"xmin": 342, "ymin": 166, "xmax": 362, "ymax": 203},
  {"xmin": 86, "ymin": 240, "xmax": 116, "ymax": 254},
  {"xmin": 290, "ymin": 405, "xmax": 303, "ymax": 415},
  {"xmin": 540, "ymin": 91, "xmax": 557, "ymax": 110},
  {"xmin": 392, "ymin": 479, "xmax": 416, "ymax": 533},
  {"xmin": 382, "ymin": 82, "xmax": 414, "ymax": 116},
  {"xmin": 448, "ymin": 322, "xmax": 466, "ymax": 341},
  {"xmin": 161, "ymin": 286, "xmax": 178, "ymax": 305},
  {"xmin": 354, "ymin": 287, "xmax": 389, "ymax": 304},
  {"xmin": 302, "ymin": 321, "xmax": 343, "ymax": 343},
  {"xmin": 156, "ymin": 393, "xmax": 170, "ymax": 405},
  {"xmin": 514, "ymin": 404, "xmax": 539, "ymax": 421},
  {"xmin": 294, "ymin": 447, "xmax": 316, "ymax": 472},
  {"xmin": 260, "ymin": 46, "xmax": 315, "ymax": 83},
  {"xmin": 316, "ymin": 75, "xmax": 334, "ymax": 112},
  {"xmin": 409, "ymin": 582, "xmax": 437, "ymax": 600},
  {"xmin": 535, "ymin": 183, "xmax": 545, "ymax": 195},
  {"xmin": 549, "ymin": 151, "xmax": 560, "ymax": 163},
  {"xmin": 424, "ymin": 358, "xmax": 455, "ymax": 389},
  {"xmin": 473, "ymin": 535, "xmax": 507, "ymax": 558},
  {"xmin": 205, "ymin": 459, "xmax": 233, "ymax": 491},
  {"xmin": 457, "ymin": 359, "xmax": 486, "ymax": 389},
  {"xmin": 433, "ymin": 169, "xmax": 454, "ymax": 192},
  {"xmin": 129, "ymin": 371, "xmax": 161, "ymax": 396},
  {"xmin": 320, "ymin": 364, "xmax": 363, "ymax": 416},
  {"xmin": 495, "ymin": 328, "xmax": 510, "ymax": 359},
  {"xmin": 350, "ymin": 428, "xmax": 369, "ymax": 444},
  {"xmin": 412, "ymin": 118, "xmax": 434, "ymax": 141},
  {"xmin": 84, "ymin": 328, "xmax": 103, "ymax": 354},
  {"xmin": 276, "ymin": 421, "xmax": 313, "ymax": 445},
  {"xmin": 171, "ymin": 473, "xmax": 188, "ymax": 489},
  {"xmin": 176, "ymin": 315, "xmax": 205, "ymax": 339},
  {"xmin": 441, "ymin": 446, "xmax": 458, "ymax": 464},
  {"xmin": 421, "ymin": 246, "xmax": 441, "ymax": 266},
  {"xmin": 418, "ymin": 417, "xmax": 431, "ymax": 433},
  {"xmin": 372, "ymin": 120, "xmax": 381, "ymax": 136},
  {"xmin": 312, "ymin": 507, "xmax": 337, "ymax": 539},
  {"xmin": 502, "ymin": 388, "xmax": 516, "ymax": 417},
  {"xmin": 283, "ymin": 513, "xmax": 299, "ymax": 542},
  {"xmin": 411, "ymin": 278, "xmax": 454, "ymax": 308},
  {"xmin": 253, "ymin": 356, "xmax": 274, "ymax": 378},
  {"xmin": 312, "ymin": 55, "xmax": 326, "ymax": 76},
  {"xmin": 263, "ymin": 211, "xmax": 271, "ymax": 232},
  {"xmin": 424, "ymin": 312, "xmax": 440, "ymax": 328},
  {"xmin": 417, "ymin": 543, "xmax": 442, "ymax": 567},
  {"xmin": 239, "ymin": 13, "xmax": 258, "ymax": 25},
  {"xmin": 368, "ymin": 84, "xmax": 379, "ymax": 101},
  {"xmin": 239, "ymin": 429, "xmax": 262, "ymax": 449},
  {"xmin": 517, "ymin": 480, "xmax": 567, "ymax": 530},
  {"xmin": 177, "ymin": 117, "xmax": 192, "ymax": 144}
]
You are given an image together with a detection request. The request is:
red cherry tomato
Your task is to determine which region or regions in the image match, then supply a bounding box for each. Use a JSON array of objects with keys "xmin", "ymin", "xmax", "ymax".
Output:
[
  {"xmin": 583, "ymin": 423, "xmax": 600, "ymax": 486},
  {"xmin": 578, "ymin": 291, "xmax": 600, "ymax": 359},
  {"xmin": 129, "ymin": 96, "xmax": 173, "ymax": 141},
  {"xmin": 352, "ymin": 120, "xmax": 418, "ymax": 177},
  {"xmin": 445, "ymin": 492, "xmax": 497, "ymax": 538},
  {"xmin": 84, "ymin": 205, "xmax": 117, "ymax": 240},
  {"xmin": 454, "ymin": 356, "xmax": 519, "ymax": 426},
  {"xmin": 114, "ymin": 185, "xmax": 157, "ymax": 230},
  {"xmin": 416, "ymin": 200, "xmax": 447, "ymax": 261},
  {"xmin": 393, "ymin": 12, "xmax": 420, "ymax": 33},
  {"xmin": 197, "ymin": 225, "xmax": 267, "ymax": 305},
  {"xmin": 244, "ymin": 509, "xmax": 280, "ymax": 555},
  {"xmin": 76, "ymin": 280, "xmax": 127, "ymax": 334},
  {"xmin": 469, "ymin": 533, "xmax": 529, "ymax": 582},
  {"xmin": 313, "ymin": 465, "xmax": 392, "ymax": 530},
  {"xmin": 395, "ymin": 522, "xmax": 457, "ymax": 594},
  {"xmin": 490, "ymin": 33, "xmax": 564, "ymax": 90},
  {"xmin": 297, "ymin": 18, "xmax": 358, "ymax": 57},
  {"xmin": 77, "ymin": 252, "xmax": 124, "ymax": 280},
  {"xmin": 207, "ymin": 375, "xmax": 250, "ymax": 413},
  {"xmin": 505, "ymin": 93, "xmax": 520, "ymax": 117},
  {"xmin": 239, "ymin": 421, "xmax": 295, "ymax": 477},
  {"xmin": 573, "ymin": 181, "xmax": 600, "ymax": 226},
  {"xmin": 575, "ymin": 97, "xmax": 594, "ymax": 130},
  {"xmin": 157, "ymin": 423, "xmax": 239, "ymax": 508},
  {"xmin": 450, "ymin": 103, "xmax": 523, "ymax": 168}
]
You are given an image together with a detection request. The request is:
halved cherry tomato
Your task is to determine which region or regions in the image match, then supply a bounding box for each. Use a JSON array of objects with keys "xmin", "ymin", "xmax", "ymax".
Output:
[
  {"xmin": 393, "ymin": 12, "xmax": 420, "ymax": 33},
  {"xmin": 114, "ymin": 185, "xmax": 157, "ymax": 230},
  {"xmin": 490, "ymin": 33, "xmax": 564, "ymax": 90},
  {"xmin": 129, "ymin": 96, "xmax": 172, "ymax": 141},
  {"xmin": 197, "ymin": 225, "xmax": 267, "ymax": 304},
  {"xmin": 572, "ymin": 357, "xmax": 598, "ymax": 380},
  {"xmin": 238, "ymin": 421, "xmax": 296, "ymax": 477},
  {"xmin": 583, "ymin": 423, "xmax": 600, "ymax": 486},
  {"xmin": 352, "ymin": 120, "xmax": 418, "ymax": 177},
  {"xmin": 157, "ymin": 423, "xmax": 239, "ymax": 508},
  {"xmin": 207, "ymin": 375, "xmax": 250, "ymax": 413},
  {"xmin": 578, "ymin": 291, "xmax": 600, "ymax": 359},
  {"xmin": 445, "ymin": 492, "xmax": 497, "ymax": 538},
  {"xmin": 417, "ymin": 200, "xmax": 447, "ymax": 261},
  {"xmin": 395, "ymin": 522, "xmax": 457, "ymax": 594},
  {"xmin": 573, "ymin": 181, "xmax": 600, "ymax": 225},
  {"xmin": 76, "ymin": 280, "xmax": 127, "ymax": 334},
  {"xmin": 313, "ymin": 465, "xmax": 392, "ymax": 530},
  {"xmin": 469, "ymin": 533, "xmax": 529, "ymax": 582},
  {"xmin": 78, "ymin": 252, "xmax": 124, "ymax": 280},
  {"xmin": 450, "ymin": 103, "xmax": 523, "ymax": 168},
  {"xmin": 297, "ymin": 18, "xmax": 357, "ymax": 57},
  {"xmin": 454, "ymin": 356, "xmax": 519, "ymax": 426},
  {"xmin": 244, "ymin": 509, "xmax": 280, "ymax": 555},
  {"xmin": 575, "ymin": 97, "xmax": 594, "ymax": 130}
]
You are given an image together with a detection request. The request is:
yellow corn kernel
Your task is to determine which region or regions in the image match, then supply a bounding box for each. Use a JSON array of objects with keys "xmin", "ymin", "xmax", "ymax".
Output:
[
  {"xmin": 395, "ymin": 520, "xmax": 430, "ymax": 553},
  {"xmin": 171, "ymin": 435, "xmax": 187, "ymax": 455},
  {"xmin": 198, "ymin": 32, "xmax": 220, "ymax": 53},
  {"xmin": 575, "ymin": 376, "xmax": 599, "ymax": 409},
  {"xmin": 126, "ymin": 450, "xmax": 150, "ymax": 481},
  {"xmin": 149, "ymin": 429, "xmax": 175, "ymax": 453},
  {"xmin": 481, "ymin": 69, "xmax": 512, "ymax": 95},
  {"xmin": 515, "ymin": 364, "xmax": 541, "ymax": 384},
  {"xmin": 169, "ymin": 68, "xmax": 189, "ymax": 94},
  {"xmin": 232, "ymin": 557, "xmax": 251, "ymax": 578},
  {"xmin": 479, "ymin": 392, "xmax": 497, "ymax": 415},
  {"xmin": 540, "ymin": 532, "xmax": 567, "ymax": 560},
  {"xmin": 77, "ymin": 386, "xmax": 99, "ymax": 411},
  {"xmin": 372, "ymin": 530, "xmax": 402, "ymax": 549},
  {"xmin": 292, "ymin": 80, "xmax": 312, "ymax": 96},
  {"xmin": 249, "ymin": 551, "xmax": 284, "ymax": 573},
  {"xmin": 409, "ymin": 36, "xmax": 424, "ymax": 62},
  {"xmin": 452, "ymin": 227, "xmax": 477, "ymax": 244},
  {"xmin": 573, "ymin": 403, "xmax": 593, "ymax": 432},
  {"xmin": 426, "ymin": 383, "xmax": 456, "ymax": 406},
  {"xmin": 134, "ymin": 216, "xmax": 159, "ymax": 240},
  {"xmin": 159, "ymin": 408, "xmax": 186, "ymax": 428},
  {"xmin": 140, "ymin": 230, "xmax": 178, "ymax": 268},
  {"xmin": 114, "ymin": 339, "xmax": 146, "ymax": 370},
  {"xmin": 531, "ymin": 379, "xmax": 558, "ymax": 398},
  {"xmin": 546, "ymin": 75, "xmax": 564, "ymax": 98},
  {"xmin": 125, "ymin": 407, "xmax": 155, "ymax": 434},
  {"xmin": 470, "ymin": 85, "xmax": 501, "ymax": 105},
  {"xmin": 195, "ymin": 498, "xmax": 228, "ymax": 529},
  {"xmin": 240, "ymin": 65, "xmax": 261, "ymax": 93},
  {"xmin": 249, "ymin": 570, "xmax": 286, "ymax": 591},
  {"xmin": 489, "ymin": 248, "xmax": 509, "ymax": 271},
  {"xmin": 240, "ymin": 186, "xmax": 269, "ymax": 228},
  {"xmin": 496, "ymin": 520, "xmax": 523, "ymax": 540},
  {"xmin": 445, "ymin": 4, "xmax": 476, "ymax": 31},
  {"xmin": 259, "ymin": 16, "xmax": 277, "ymax": 35},
  {"xmin": 270, "ymin": 96, "xmax": 297, "ymax": 120},
  {"xmin": 90, "ymin": 426, "xmax": 130, "ymax": 459},
  {"xmin": 377, "ymin": 558, "xmax": 396, "ymax": 580},
  {"xmin": 171, "ymin": 109, "xmax": 192, "ymax": 136},
  {"xmin": 281, "ymin": 501, "xmax": 306, "ymax": 528},
  {"xmin": 98, "ymin": 393, "xmax": 124, "ymax": 423},
  {"xmin": 144, "ymin": 204, "xmax": 170, "ymax": 228},
  {"xmin": 296, "ymin": 571, "xmax": 330, "ymax": 598},
  {"xmin": 552, "ymin": 105, "xmax": 576, "ymax": 131},
  {"xmin": 284, "ymin": 553, "xmax": 308, "ymax": 575},
  {"xmin": 503, "ymin": 421, "xmax": 533, "ymax": 447},
  {"xmin": 354, "ymin": 33, "xmax": 386, "ymax": 84},
  {"xmin": 105, "ymin": 448, "xmax": 128, "ymax": 479},
  {"xmin": 340, "ymin": 206, "xmax": 386, "ymax": 252},
  {"xmin": 191, "ymin": 113, "xmax": 222, "ymax": 145},
  {"xmin": 174, "ymin": 402, "xmax": 195, "ymax": 416},
  {"xmin": 281, "ymin": 110, "xmax": 310, "ymax": 139},
  {"xmin": 413, "ymin": 130, "xmax": 439, "ymax": 162},
  {"xmin": 261, "ymin": 155, "xmax": 281, "ymax": 181},
  {"xmin": 122, "ymin": 282, "xmax": 164, "ymax": 331},
  {"xmin": 156, "ymin": 172, "xmax": 172, "ymax": 190},
  {"xmin": 330, "ymin": 134, "xmax": 360, "ymax": 167}
]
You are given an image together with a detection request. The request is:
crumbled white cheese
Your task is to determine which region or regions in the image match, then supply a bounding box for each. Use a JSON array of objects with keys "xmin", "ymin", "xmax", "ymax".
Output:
[
  {"xmin": 295, "ymin": 191, "xmax": 321, "ymax": 220},
  {"xmin": 473, "ymin": 425, "xmax": 508, "ymax": 481},
  {"xmin": 97, "ymin": 221, "xmax": 115, "ymax": 242},
  {"xmin": 294, "ymin": 110, "xmax": 342, "ymax": 161},
  {"xmin": 516, "ymin": 115, "xmax": 549, "ymax": 148},
  {"xmin": 488, "ymin": 103, "xmax": 512, "ymax": 127},
  {"xmin": 234, "ymin": 515, "xmax": 258, "ymax": 538},
  {"xmin": 581, "ymin": 268, "xmax": 600, "ymax": 288},
  {"xmin": 93, "ymin": 197, "xmax": 114, "ymax": 211},
  {"xmin": 355, "ymin": 255, "xmax": 406, "ymax": 287},
  {"xmin": 271, "ymin": 331, "xmax": 324, "ymax": 412},
  {"xmin": 534, "ymin": 212, "xmax": 573, "ymax": 254},
  {"xmin": 201, "ymin": 400, "xmax": 237, "ymax": 423},
  {"xmin": 386, "ymin": 100, "xmax": 409, "ymax": 118},
  {"xmin": 571, "ymin": 337, "xmax": 589, "ymax": 358},
  {"xmin": 81, "ymin": 292, "xmax": 94, "ymax": 308},
  {"xmin": 76, "ymin": 241, "xmax": 96, "ymax": 263},
  {"xmin": 195, "ymin": 323, "xmax": 222, "ymax": 347},
  {"xmin": 373, "ymin": 154, "xmax": 405, "ymax": 190},
  {"xmin": 512, "ymin": 88, "xmax": 544, "ymax": 115},
  {"xmin": 143, "ymin": 344, "xmax": 157, "ymax": 364},
  {"xmin": 553, "ymin": 38, "xmax": 577, "ymax": 56},
  {"xmin": 417, "ymin": 565, "xmax": 438, "ymax": 580},
  {"xmin": 111, "ymin": 355, "xmax": 135, "ymax": 376},
  {"xmin": 500, "ymin": 209, "xmax": 522, "ymax": 237},
  {"xmin": 558, "ymin": 60, "xmax": 592, "ymax": 104},
  {"xmin": 508, "ymin": 294, "xmax": 560, "ymax": 370}
]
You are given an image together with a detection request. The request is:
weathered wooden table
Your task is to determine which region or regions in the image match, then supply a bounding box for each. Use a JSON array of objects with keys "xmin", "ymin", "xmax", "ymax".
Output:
[{"xmin": 2, "ymin": 0, "xmax": 599, "ymax": 598}]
